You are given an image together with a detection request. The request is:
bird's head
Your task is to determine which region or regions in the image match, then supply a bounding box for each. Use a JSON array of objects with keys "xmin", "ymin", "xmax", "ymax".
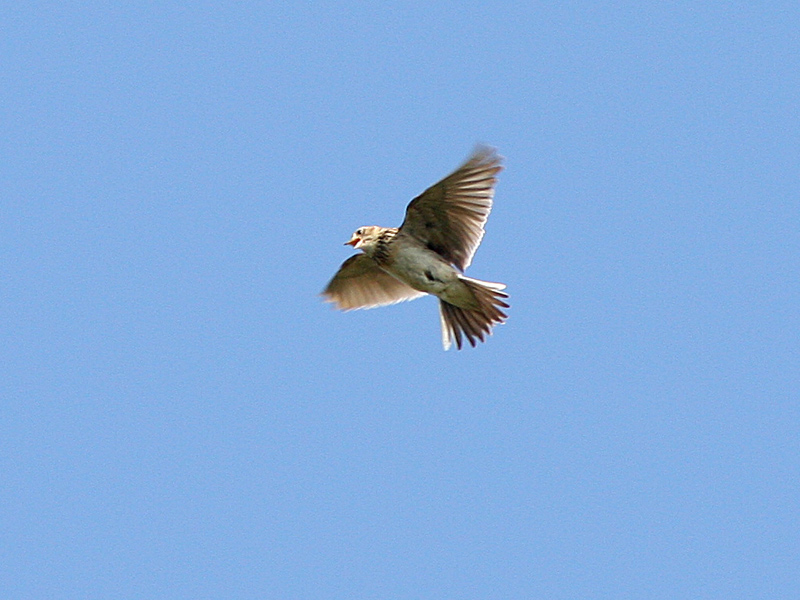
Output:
[{"xmin": 345, "ymin": 226, "xmax": 384, "ymax": 253}]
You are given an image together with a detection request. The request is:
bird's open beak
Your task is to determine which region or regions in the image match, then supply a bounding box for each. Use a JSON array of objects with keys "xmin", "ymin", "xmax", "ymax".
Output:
[{"xmin": 344, "ymin": 236, "xmax": 359, "ymax": 247}]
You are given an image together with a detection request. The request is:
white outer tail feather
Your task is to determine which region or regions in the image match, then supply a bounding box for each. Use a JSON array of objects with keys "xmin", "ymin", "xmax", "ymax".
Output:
[{"xmin": 439, "ymin": 275, "xmax": 509, "ymax": 350}]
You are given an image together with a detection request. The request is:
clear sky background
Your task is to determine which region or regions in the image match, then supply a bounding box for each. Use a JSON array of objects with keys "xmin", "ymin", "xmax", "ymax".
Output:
[{"xmin": 2, "ymin": 2, "xmax": 798, "ymax": 598}]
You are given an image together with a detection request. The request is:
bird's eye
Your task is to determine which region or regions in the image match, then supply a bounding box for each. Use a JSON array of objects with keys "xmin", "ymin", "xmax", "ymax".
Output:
[{"xmin": 356, "ymin": 229, "xmax": 363, "ymax": 235}]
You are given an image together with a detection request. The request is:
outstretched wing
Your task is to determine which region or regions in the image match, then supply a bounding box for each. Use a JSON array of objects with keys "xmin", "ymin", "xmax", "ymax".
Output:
[
  {"xmin": 322, "ymin": 254, "xmax": 425, "ymax": 310},
  {"xmin": 398, "ymin": 146, "xmax": 502, "ymax": 271}
]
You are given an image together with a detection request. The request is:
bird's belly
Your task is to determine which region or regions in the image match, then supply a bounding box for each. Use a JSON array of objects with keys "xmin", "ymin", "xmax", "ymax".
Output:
[{"xmin": 384, "ymin": 248, "xmax": 457, "ymax": 295}]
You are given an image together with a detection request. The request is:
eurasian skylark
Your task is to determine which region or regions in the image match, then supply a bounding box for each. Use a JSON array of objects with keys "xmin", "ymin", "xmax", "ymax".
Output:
[{"xmin": 322, "ymin": 146, "xmax": 509, "ymax": 350}]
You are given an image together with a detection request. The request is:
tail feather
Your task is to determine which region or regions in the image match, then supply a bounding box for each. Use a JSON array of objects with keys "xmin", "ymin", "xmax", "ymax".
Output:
[{"xmin": 439, "ymin": 277, "xmax": 509, "ymax": 350}]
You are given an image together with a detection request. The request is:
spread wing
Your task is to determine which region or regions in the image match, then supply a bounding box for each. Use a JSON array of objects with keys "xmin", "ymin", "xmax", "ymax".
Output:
[
  {"xmin": 322, "ymin": 254, "xmax": 425, "ymax": 310},
  {"xmin": 398, "ymin": 146, "xmax": 502, "ymax": 271}
]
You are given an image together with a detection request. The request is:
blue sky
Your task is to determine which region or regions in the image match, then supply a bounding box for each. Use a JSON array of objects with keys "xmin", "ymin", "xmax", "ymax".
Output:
[{"xmin": 2, "ymin": 2, "xmax": 799, "ymax": 598}]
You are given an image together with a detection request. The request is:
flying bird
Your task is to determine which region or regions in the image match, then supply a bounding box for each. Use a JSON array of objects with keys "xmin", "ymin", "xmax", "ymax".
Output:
[{"xmin": 322, "ymin": 146, "xmax": 509, "ymax": 350}]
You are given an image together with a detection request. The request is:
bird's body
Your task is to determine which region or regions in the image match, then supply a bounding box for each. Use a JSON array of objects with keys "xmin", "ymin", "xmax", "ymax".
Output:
[
  {"xmin": 364, "ymin": 229, "xmax": 482, "ymax": 309},
  {"xmin": 322, "ymin": 146, "xmax": 509, "ymax": 350}
]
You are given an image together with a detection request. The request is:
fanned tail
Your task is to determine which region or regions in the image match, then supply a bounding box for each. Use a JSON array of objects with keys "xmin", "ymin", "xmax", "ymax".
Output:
[{"xmin": 439, "ymin": 277, "xmax": 509, "ymax": 350}]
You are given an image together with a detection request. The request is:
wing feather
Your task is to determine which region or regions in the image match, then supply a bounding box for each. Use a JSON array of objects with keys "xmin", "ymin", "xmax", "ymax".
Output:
[
  {"xmin": 322, "ymin": 254, "xmax": 425, "ymax": 310},
  {"xmin": 398, "ymin": 146, "xmax": 502, "ymax": 271}
]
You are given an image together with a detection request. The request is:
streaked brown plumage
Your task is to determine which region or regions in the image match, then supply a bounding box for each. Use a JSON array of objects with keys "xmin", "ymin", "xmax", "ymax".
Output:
[{"xmin": 322, "ymin": 146, "xmax": 509, "ymax": 350}]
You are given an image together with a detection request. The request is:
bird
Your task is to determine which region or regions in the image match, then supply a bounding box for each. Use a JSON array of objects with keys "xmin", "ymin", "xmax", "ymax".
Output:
[{"xmin": 322, "ymin": 146, "xmax": 509, "ymax": 350}]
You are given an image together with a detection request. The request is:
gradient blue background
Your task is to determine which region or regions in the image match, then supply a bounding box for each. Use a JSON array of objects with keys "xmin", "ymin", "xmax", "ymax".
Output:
[{"xmin": 2, "ymin": 2, "xmax": 798, "ymax": 598}]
